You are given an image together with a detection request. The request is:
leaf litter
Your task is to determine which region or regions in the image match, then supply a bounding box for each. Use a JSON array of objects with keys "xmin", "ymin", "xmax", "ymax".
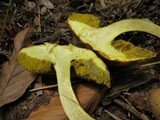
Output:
[
  {"xmin": 27, "ymin": 83, "xmax": 104, "ymax": 120},
  {"xmin": 0, "ymin": 28, "xmax": 37, "ymax": 107},
  {"xmin": 0, "ymin": 0, "xmax": 160, "ymax": 120}
]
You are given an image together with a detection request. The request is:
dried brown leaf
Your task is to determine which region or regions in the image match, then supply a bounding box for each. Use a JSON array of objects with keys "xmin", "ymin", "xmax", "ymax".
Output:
[
  {"xmin": 27, "ymin": 83, "xmax": 102, "ymax": 120},
  {"xmin": 0, "ymin": 28, "xmax": 37, "ymax": 107},
  {"xmin": 41, "ymin": 0, "xmax": 54, "ymax": 9},
  {"xmin": 149, "ymin": 87, "xmax": 160, "ymax": 118},
  {"xmin": 128, "ymin": 91, "xmax": 149, "ymax": 111}
]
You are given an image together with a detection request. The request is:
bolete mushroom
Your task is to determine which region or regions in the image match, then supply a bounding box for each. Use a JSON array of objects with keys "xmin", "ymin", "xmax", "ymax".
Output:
[
  {"xmin": 17, "ymin": 43, "xmax": 110, "ymax": 120},
  {"xmin": 68, "ymin": 13, "xmax": 160, "ymax": 62}
]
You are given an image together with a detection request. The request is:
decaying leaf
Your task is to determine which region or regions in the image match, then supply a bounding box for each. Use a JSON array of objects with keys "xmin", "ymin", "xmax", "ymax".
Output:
[
  {"xmin": 68, "ymin": 13, "xmax": 160, "ymax": 62},
  {"xmin": 149, "ymin": 87, "xmax": 160, "ymax": 118},
  {"xmin": 27, "ymin": 83, "xmax": 102, "ymax": 120},
  {"xmin": 0, "ymin": 28, "xmax": 37, "ymax": 107},
  {"xmin": 17, "ymin": 43, "xmax": 110, "ymax": 120},
  {"xmin": 41, "ymin": 0, "xmax": 54, "ymax": 9}
]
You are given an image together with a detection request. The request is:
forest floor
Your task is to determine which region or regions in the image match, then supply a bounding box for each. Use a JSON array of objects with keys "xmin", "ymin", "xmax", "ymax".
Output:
[{"xmin": 0, "ymin": 0, "xmax": 160, "ymax": 120}]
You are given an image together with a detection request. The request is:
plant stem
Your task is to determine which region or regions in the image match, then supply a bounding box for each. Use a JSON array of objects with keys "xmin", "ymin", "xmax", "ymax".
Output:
[{"xmin": 0, "ymin": 0, "xmax": 12, "ymax": 40}]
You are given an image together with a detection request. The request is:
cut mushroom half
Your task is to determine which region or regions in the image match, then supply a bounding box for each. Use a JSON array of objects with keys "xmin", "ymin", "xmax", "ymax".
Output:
[
  {"xmin": 68, "ymin": 13, "xmax": 160, "ymax": 62},
  {"xmin": 17, "ymin": 43, "xmax": 110, "ymax": 120}
]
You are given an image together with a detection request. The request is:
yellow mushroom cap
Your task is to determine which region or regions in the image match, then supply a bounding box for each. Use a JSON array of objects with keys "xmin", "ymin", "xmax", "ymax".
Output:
[
  {"xmin": 68, "ymin": 13, "xmax": 160, "ymax": 62},
  {"xmin": 17, "ymin": 43, "xmax": 110, "ymax": 87},
  {"xmin": 17, "ymin": 42, "xmax": 110, "ymax": 120}
]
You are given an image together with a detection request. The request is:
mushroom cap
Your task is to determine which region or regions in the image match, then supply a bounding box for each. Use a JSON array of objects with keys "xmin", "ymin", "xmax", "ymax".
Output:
[
  {"xmin": 17, "ymin": 43, "xmax": 56, "ymax": 73},
  {"xmin": 17, "ymin": 43, "xmax": 110, "ymax": 120},
  {"xmin": 17, "ymin": 43, "xmax": 110, "ymax": 87},
  {"xmin": 68, "ymin": 13, "xmax": 100, "ymax": 28},
  {"xmin": 68, "ymin": 13, "xmax": 159, "ymax": 62}
]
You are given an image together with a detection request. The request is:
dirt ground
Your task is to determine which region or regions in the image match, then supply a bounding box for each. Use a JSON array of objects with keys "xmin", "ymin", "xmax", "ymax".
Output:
[{"xmin": 0, "ymin": 0, "xmax": 160, "ymax": 120}]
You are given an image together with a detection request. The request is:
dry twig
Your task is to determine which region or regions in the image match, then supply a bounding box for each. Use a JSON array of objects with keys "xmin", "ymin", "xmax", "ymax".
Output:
[
  {"xmin": 104, "ymin": 109, "xmax": 123, "ymax": 120},
  {"xmin": 113, "ymin": 98, "xmax": 149, "ymax": 120}
]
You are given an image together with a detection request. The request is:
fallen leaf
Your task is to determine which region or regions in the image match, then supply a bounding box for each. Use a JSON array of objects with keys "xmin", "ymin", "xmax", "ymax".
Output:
[
  {"xmin": 0, "ymin": 28, "xmax": 37, "ymax": 107},
  {"xmin": 26, "ymin": 1, "xmax": 36, "ymax": 11},
  {"xmin": 128, "ymin": 91, "xmax": 149, "ymax": 111},
  {"xmin": 41, "ymin": 0, "xmax": 54, "ymax": 9},
  {"xmin": 149, "ymin": 87, "xmax": 160, "ymax": 118},
  {"xmin": 74, "ymin": 83, "xmax": 103, "ymax": 114},
  {"xmin": 27, "ymin": 83, "xmax": 103, "ymax": 120},
  {"xmin": 34, "ymin": 16, "xmax": 40, "ymax": 26},
  {"xmin": 68, "ymin": 13, "xmax": 160, "ymax": 62}
]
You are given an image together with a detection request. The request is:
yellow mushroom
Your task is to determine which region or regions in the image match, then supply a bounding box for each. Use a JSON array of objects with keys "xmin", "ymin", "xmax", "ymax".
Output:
[
  {"xmin": 17, "ymin": 43, "xmax": 110, "ymax": 120},
  {"xmin": 68, "ymin": 13, "xmax": 160, "ymax": 62}
]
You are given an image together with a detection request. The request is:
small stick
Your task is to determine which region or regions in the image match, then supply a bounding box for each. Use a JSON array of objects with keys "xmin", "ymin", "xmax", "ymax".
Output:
[
  {"xmin": 35, "ymin": 0, "xmax": 42, "ymax": 39},
  {"xmin": 104, "ymin": 109, "xmax": 123, "ymax": 120},
  {"xmin": 29, "ymin": 81, "xmax": 78, "ymax": 92},
  {"xmin": 121, "ymin": 95, "xmax": 149, "ymax": 120},
  {"xmin": 102, "ymin": 76, "xmax": 152, "ymax": 105},
  {"xmin": 29, "ymin": 84, "xmax": 58, "ymax": 92},
  {"xmin": 88, "ymin": 3, "xmax": 94, "ymax": 12},
  {"xmin": 140, "ymin": 61, "xmax": 160, "ymax": 67},
  {"xmin": 38, "ymin": 2, "xmax": 41, "ymax": 33},
  {"xmin": 0, "ymin": 0, "xmax": 12, "ymax": 40},
  {"xmin": 99, "ymin": 0, "xmax": 106, "ymax": 7},
  {"xmin": 113, "ymin": 98, "xmax": 149, "ymax": 120}
]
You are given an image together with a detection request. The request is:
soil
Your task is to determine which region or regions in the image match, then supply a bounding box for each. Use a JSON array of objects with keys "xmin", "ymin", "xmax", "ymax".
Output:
[{"xmin": 0, "ymin": 0, "xmax": 160, "ymax": 120}]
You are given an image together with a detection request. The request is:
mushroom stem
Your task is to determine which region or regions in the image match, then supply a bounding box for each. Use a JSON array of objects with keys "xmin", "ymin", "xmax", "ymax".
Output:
[{"xmin": 54, "ymin": 62, "xmax": 94, "ymax": 120}]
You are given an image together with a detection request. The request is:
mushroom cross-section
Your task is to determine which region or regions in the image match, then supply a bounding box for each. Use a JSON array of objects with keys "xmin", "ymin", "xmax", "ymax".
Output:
[
  {"xmin": 17, "ymin": 43, "xmax": 110, "ymax": 120},
  {"xmin": 68, "ymin": 13, "xmax": 160, "ymax": 62}
]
